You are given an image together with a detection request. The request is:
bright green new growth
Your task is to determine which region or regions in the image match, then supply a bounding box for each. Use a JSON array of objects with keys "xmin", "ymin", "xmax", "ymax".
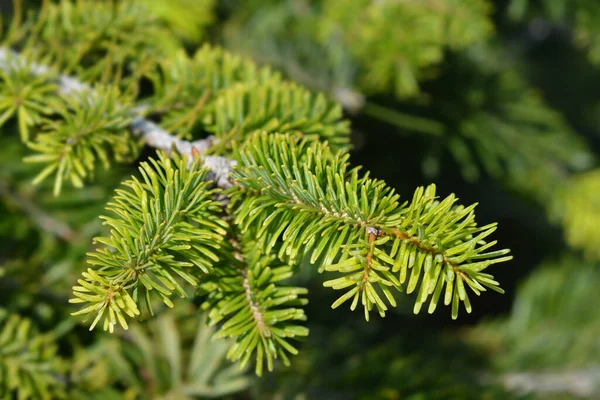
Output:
[
  {"xmin": 69, "ymin": 131, "xmax": 510, "ymax": 375},
  {"xmin": 231, "ymin": 132, "xmax": 511, "ymax": 321},
  {"xmin": 70, "ymin": 152, "xmax": 226, "ymax": 332}
]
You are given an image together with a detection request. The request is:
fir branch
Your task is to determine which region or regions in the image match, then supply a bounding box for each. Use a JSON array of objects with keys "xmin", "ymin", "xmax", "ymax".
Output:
[
  {"xmin": 0, "ymin": 54, "xmax": 57, "ymax": 142},
  {"xmin": 231, "ymin": 132, "xmax": 511, "ymax": 320},
  {"xmin": 206, "ymin": 78, "xmax": 350, "ymax": 152},
  {"xmin": 241, "ymin": 268, "xmax": 270, "ymax": 339},
  {"xmin": 0, "ymin": 48, "xmax": 88, "ymax": 96},
  {"xmin": 200, "ymin": 232, "xmax": 309, "ymax": 376},
  {"xmin": 146, "ymin": 46, "xmax": 350, "ymax": 153},
  {"xmin": 70, "ymin": 152, "xmax": 227, "ymax": 332},
  {"xmin": 130, "ymin": 117, "xmax": 234, "ymax": 188},
  {"xmin": 24, "ymin": 86, "xmax": 140, "ymax": 196},
  {"xmin": 0, "ymin": 47, "xmax": 235, "ymax": 188}
]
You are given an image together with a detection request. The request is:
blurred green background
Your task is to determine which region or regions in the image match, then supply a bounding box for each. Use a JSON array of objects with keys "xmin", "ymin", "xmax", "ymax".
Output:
[{"xmin": 1, "ymin": 0, "xmax": 600, "ymax": 399}]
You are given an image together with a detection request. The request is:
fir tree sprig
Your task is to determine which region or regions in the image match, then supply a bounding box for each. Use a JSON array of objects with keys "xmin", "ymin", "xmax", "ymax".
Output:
[
  {"xmin": 13, "ymin": 0, "xmax": 181, "ymax": 84},
  {"xmin": 231, "ymin": 132, "xmax": 511, "ymax": 320},
  {"xmin": 144, "ymin": 45, "xmax": 350, "ymax": 151},
  {"xmin": 207, "ymin": 79, "xmax": 350, "ymax": 152},
  {"xmin": 0, "ymin": 47, "xmax": 236, "ymax": 192},
  {"xmin": 200, "ymin": 233, "xmax": 309, "ymax": 376},
  {"xmin": 144, "ymin": 45, "xmax": 280, "ymax": 139},
  {"xmin": 70, "ymin": 152, "xmax": 227, "ymax": 332}
]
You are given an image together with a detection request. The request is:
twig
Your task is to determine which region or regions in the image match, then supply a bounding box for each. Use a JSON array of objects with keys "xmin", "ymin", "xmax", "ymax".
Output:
[
  {"xmin": 241, "ymin": 269, "xmax": 271, "ymax": 338},
  {"xmin": 228, "ymin": 236, "xmax": 271, "ymax": 338},
  {"xmin": 0, "ymin": 47, "xmax": 236, "ymax": 188}
]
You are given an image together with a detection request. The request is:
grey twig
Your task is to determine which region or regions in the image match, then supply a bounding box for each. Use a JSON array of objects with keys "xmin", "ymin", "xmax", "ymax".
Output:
[
  {"xmin": 0, "ymin": 47, "xmax": 90, "ymax": 95},
  {"xmin": 129, "ymin": 118, "xmax": 234, "ymax": 188},
  {"xmin": 0, "ymin": 47, "xmax": 235, "ymax": 188}
]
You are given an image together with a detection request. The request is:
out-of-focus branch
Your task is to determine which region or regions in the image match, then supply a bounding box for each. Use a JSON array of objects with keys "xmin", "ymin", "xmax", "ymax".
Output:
[
  {"xmin": 0, "ymin": 180, "xmax": 76, "ymax": 241},
  {"xmin": 0, "ymin": 47, "xmax": 236, "ymax": 188}
]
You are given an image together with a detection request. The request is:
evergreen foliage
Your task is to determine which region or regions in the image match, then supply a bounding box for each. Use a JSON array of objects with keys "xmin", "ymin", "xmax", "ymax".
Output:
[
  {"xmin": 222, "ymin": 0, "xmax": 494, "ymax": 99},
  {"xmin": 470, "ymin": 255, "xmax": 600, "ymax": 369},
  {"xmin": 70, "ymin": 152, "xmax": 226, "ymax": 332},
  {"xmin": 220, "ymin": 0, "xmax": 600, "ymax": 263},
  {"xmin": 199, "ymin": 232, "xmax": 309, "ymax": 376},
  {"xmin": 25, "ymin": 86, "xmax": 140, "ymax": 196},
  {"xmin": 0, "ymin": 59, "xmax": 56, "ymax": 143},
  {"xmin": 231, "ymin": 133, "xmax": 510, "ymax": 320},
  {"xmin": 1, "ymin": 0, "xmax": 599, "ymax": 398},
  {"xmin": 92, "ymin": 309, "xmax": 251, "ymax": 399},
  {"xmin": 0, "ymin": 311, "xmax": 64, "ymax": 399},
  {"xmin": 553, "ymin": 169, "xmax": 600, "ymax": 259},
  {"xmin": 509, "ymin": 0, "xmax": 600, "ymax": 64}
]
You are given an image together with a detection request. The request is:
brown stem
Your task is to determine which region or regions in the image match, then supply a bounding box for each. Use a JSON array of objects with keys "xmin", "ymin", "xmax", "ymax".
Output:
[{"xmin": 228, "ymin": 235, "xmax": 271, "ymax": 338}]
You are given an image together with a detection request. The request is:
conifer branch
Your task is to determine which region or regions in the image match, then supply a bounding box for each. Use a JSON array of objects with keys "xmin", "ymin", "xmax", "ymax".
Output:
[
  {"xmin": 129, "ymin": 117, "xmax": 234, "ymax": 188},
  {"xmin": 0, "ymin": 48, "xmax": 88, "ymax": 95},
  {"xmin": 70, "ymin": 152, "xmax": 228, "ymax": 332},
  {"xmin": 200, "ymin": 231, "xmax": 309, "ymax": 376},
  {"xmin": 0, "ymin": 47, "xmax": 235, "ymax": 188},
  {"xmin": 231, "ymin": 132, "xmax": 511, "ymax": 320},
  {"xmin": 241, "ymin": 268, "xmax": 270, "ymax": 338},
  {"xmin": 0, "ymin": 0, "xmax": 529, "ymax": 389}
]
